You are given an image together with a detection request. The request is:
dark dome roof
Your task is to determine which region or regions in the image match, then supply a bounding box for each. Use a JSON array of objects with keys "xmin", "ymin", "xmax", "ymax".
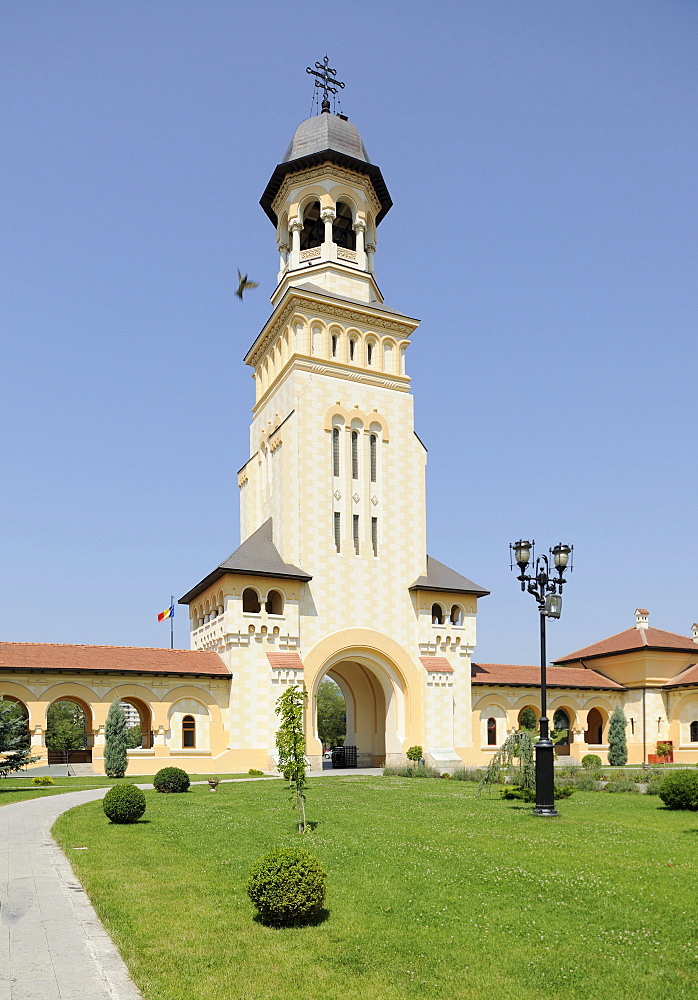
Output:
[
  {"xmin": 260, "ymin": 112, "xmax": 392, "ymax": 227},
  {"xmin": 282, "ymin": 113, "xmax": 371, "ymax": 164}
]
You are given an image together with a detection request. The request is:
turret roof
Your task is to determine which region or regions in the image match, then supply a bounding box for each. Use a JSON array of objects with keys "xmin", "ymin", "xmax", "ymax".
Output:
[
  {"xmin": 555, "ymin": 625, "xmax": 698, "ymax": 664},
  {"xmin": 409, "ymin": 556, "xmax": 489, "ymax": 596}
]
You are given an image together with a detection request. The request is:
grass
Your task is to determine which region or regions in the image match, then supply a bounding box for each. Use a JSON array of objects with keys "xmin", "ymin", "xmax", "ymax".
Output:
[
  {"xmin": 0, "ymin": 773, "xmax": 269, "ymax": 806},
  {"xmin": 52, "ymin": 776, "xmax": 698, "ymax": 1000}
]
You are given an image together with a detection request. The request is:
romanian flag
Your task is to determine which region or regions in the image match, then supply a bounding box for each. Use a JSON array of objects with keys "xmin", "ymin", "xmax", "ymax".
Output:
[{"xmin": 158, "ymin": 605, "xmax": 175, "ymax": 622}]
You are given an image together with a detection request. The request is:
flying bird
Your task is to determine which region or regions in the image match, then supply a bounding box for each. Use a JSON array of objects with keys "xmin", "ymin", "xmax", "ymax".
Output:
[{"xmin": 236, "ymin": 269, "xmax": 259, "ymax": 300}]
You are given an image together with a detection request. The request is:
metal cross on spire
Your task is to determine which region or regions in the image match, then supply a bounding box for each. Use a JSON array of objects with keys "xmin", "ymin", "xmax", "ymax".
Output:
[{"xmin": 306, "ymin": 56, "xmax": 345, "ymax": 113}]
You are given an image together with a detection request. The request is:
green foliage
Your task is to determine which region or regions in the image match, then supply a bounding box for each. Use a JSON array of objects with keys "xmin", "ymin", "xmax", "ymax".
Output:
[
  {"xmin": 246, "ymin": 848, "xmax": 326, "ymax": 927},
  {"xmin": 607, "ymin": 705, "xmax": 628, "ymax": 766},
  {"xmin": 102, "ymin": 783, "xmax": 146, "ymax": 824},
  {"xmin": 153, "ymin": 767, "xmax": 190, "ymax": 793},
  {"xmin": 45, "ymin": 700, "xmax": 86, "ymax": 755},
  {"xmin": 655, "ymin": 741, "xmax": 673, "ymax": 758},
  {"xmin": 248, "ymin": 768, "xmax": 264, "ymax": 776},
  {"xmin": 31, "ymin": 775, "xmax": 55, "ymax": 785},
  {"xmin": 501, "ymin": 782, "xmax": 574, "ymax": 802},
  {"xmin": 382, "ymin": 765, "xmax": 441, "ymax": 778},
  {"xmin": 406, "ymin": 745, "xmax": 423, "ymax": 763},
  {"xmin": 518, "ymin": 707, "xmax": 538, "ymax": 732},
  {"xmin": 316, "ymin": 679, "xmax": 346, "ymax": 749},
  {"xmin": 658, "ymin": 770, "xmax": 698, "ymax": 810},
  {"xmin": 0, "ymin": 699, "xmax": 39, "ymax": 775},
  {"xmin": 127, "ymin": 724, "xmax": 143, "ymax": 749},
  {"xmin": 451, "ymin": 767, "xmax": 487, "ymax": 782},
  {"xmin": 573, "ymin": 771, "xmax": 603, "ymax": 791},
  {"xmin": 604, "ymin": 775, "xmax": 639, "ymax": 794},
  {"xmin": 478, "ymin": 731, "xmax": 535, "ymax": 795},
  {"xmin": 104, "ymin": 701, "xmax": 129, "ymax": 779},
  {"xmin": 646, "ymin": 773, "xmax": 665, "ymax": 795},
  {"xmin": 582, "ymin": 754, "xmax": 602, "ymax": 769},
  {"xmin": 275, "ymin": 685, "xmax": 309, "ymax": 833}
]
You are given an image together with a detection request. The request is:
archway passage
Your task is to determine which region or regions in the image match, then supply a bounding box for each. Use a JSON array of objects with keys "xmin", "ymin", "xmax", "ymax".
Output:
[
  {"xmin": 585, "ymin": 707, "xmax": 605, "ymax": 745},
  {"xmin": 46, "ymin": 698, "xmax": 92, "ymax": 764},
  {"xmin": 120, "ymin": 698, "xmax": 153, "ymax": 749},
  {"xmin": 0, "ymin": 696, "xmax": 30, "ymax": 749},
  {"xmin": 316, "ymin": 679, "xmax": 346, "ymax": 755},
  {"xmin": 553, "ymin": 708, "xmax": 571, "ymax": 756}
]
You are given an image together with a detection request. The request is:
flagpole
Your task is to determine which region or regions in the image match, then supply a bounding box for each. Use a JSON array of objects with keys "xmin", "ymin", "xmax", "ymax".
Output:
[{"xmin": 170, "ymin": 594, "xmax": 174, "ymax": 650}]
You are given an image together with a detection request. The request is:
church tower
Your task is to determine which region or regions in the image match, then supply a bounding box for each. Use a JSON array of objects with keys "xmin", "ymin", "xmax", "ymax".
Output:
[{"xmin": 180, "ymin": 65, "xmax": 488, "ymax": 771}]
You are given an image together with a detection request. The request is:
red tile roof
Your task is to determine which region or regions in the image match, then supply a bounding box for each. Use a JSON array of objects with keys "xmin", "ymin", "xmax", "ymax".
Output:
[
  {"xmin": 0, "ymin": 642, "xmax": 229, "ymax": 676},
  {"xmin": 556, "ymin": 626, "xmax": 698, "ymax": 664},
  {"xmin": 664, "ymin": 663, "xmax": 698, "ymax": 688},
  {"xmin": 419, "ymin": 656, "xmax": 453, "ymax": 673},
  {"xmin": 471, "ymin": 662, "xmax": 624, "ymax": 690},
  {"xmin": 266, "ymin": 652, "xmax": 304, "ymax": 671}
]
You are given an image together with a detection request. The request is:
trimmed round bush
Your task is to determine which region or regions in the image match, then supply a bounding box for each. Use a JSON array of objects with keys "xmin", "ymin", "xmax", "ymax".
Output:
[
  {"xmin": 246, "ymin": 848, "xmax": 326, "ymax": 927},
  {"xmin": 31, "ymin": 775, "xmax": 54, "ymax": 786},
  {"xmin": 153, "ymin": 767, "xmax": 190, "ymax": 793},
  {"xmin": 103, "ymin": 784, "xmax": 146, "ymax": 824},
  {"xmin": 658, "ymin": 770, "xmax": 698, "ymax": 810},
  {"xmin": 582, "ymin": 754, "xmax": 602, "ymax": 770}
]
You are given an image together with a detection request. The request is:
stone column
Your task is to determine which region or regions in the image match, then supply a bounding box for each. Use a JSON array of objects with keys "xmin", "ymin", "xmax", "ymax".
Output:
[
  {"xmin": 365, "ymin": 242, "xmax": 376, "ymax": 273},
  {"xmin": 289, "ymin": 219, "xmax": 302, "ymax": 267},
  {"xmin": 321, "ymin": 208, "xmax": 335, "ymax": 262},
  {"xmin": 277, "ymin": 240, "xmax": 289, "ymax": 273},
  {"xmin": 353, "ymin": 218, "xmax": 366, "ymax": 269}
]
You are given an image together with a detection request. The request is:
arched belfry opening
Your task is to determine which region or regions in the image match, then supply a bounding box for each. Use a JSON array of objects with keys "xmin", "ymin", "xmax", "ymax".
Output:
[
  {"xmin": 300, "ymin": 201, "xmax": 322, "ymax": 250},
  {"xmin": 332, "ymin": 201, "xmax": 355, "ymax": 249}
]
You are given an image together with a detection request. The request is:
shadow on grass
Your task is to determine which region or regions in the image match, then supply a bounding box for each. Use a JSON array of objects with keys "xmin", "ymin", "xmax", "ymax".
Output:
[{"xmin": 252, "ymin": 907, "xmax": 330, "ymax": 929}]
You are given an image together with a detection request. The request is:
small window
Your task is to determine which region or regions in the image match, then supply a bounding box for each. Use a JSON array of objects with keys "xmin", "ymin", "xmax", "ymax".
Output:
[
  {"xmin": 370, "ymin": 434, "xmax": 377, "ymax": 483},
  {"xmin": 353, "ymin": 514, "xmax": 360, "ymax": 555},
  {"xmin": 691, "ymin": 720, "xmax": 698, "ymax": 743},
  {"xmin": 331, "ymin": 335, "xmax": 338, "ymax": 357},
  {"xmin": 349, "ymin": 339, "xmax": 356, "ymax": 362},
  {"xmin": 450, "ymin": 605, "xmax": 461, "ymax": 625},
  {"xmin": 242, "ymin": 588, "xmax": 261, "ymax": 613},
  {"xmin": 332, "ymin": 428, "xmax": 340, "ymax": 477},
  {"xmin": 334, "ymin": 512, "xmax": 341, "ymax": 553},
  {"xmin": 351, "ymin": 431, "xmax": 359, "ymax": 479},
  {"xmin": 487, "ymin": 717, "xmax": 497, "ymax": 746},
  {"xmin": 371, "ymin": 517, "xmax": 378, "ymax": 557},
  {"xmin": 265, "ymin": 589, "xmax": 283, "ymax": 615},
  {"xmin": 431, "ymin": 603, "xmax": 444, "ymax": 625},
  {"xmin": 367, "ymin": 342, "xmax": 373, "ymax": 366},
  {"xmin": 182, "ymin": 715, "xmax": 196, "ymax": 749}
]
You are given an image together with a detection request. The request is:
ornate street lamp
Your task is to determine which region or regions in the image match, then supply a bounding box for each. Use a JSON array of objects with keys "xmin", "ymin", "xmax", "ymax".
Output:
[{"xmin": 510, "ymin": 540, "xmax": 573, "ymax": 817}]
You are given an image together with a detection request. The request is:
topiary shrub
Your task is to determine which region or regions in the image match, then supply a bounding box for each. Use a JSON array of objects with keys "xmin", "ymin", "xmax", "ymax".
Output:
[
  {"xmin": 658, "ymin": 770, "xmax": 698, "ymax": 810},
  {"xmin": 246, "ymin": 848, "xmax": 326, "ymax": 927},
  {"xmin": 153, "ymin": 766, "xmax": 190, "ymax": 793},
  {"xmin": 582, "ymin": 754, "xmax": 602, "ymax": 770},
  {"xmin": 31, "ymin": 775, "xmax": 54, "ymax": 786},
  {"xmin": 248, "ymin": 768, "xmax": 264, "ymax": 776},
  {"xmin": 103, "ymin": 783, "xmax": 146, "ymax": 824},
  {"xmin": 406, "ymin": 745, "xmax": 423, "ymax": 764}
]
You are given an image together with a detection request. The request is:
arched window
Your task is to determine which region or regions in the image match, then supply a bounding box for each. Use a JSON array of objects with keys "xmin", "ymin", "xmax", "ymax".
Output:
[
  {"xmin": 351, "ymin": 431, "xmax": 359, "ymax": 479},
  {"xmin": 553, "ymin": 709, "xmax": 570, "ymax": 739},
  {"xmin": 369, "ymin": 434, "xmax": 377, "ymax": 483},
  {"xmin": 265, "ymin": 589, "xmax": 284, "ymax": 615},
  {"xmin": 332, "ymin": 201, "xmax": 355, "ymax": 249},
  {"xmin": 450, "ymin": 604, "xmax": 462, "ymax": 625},
  {"xmin": 431, "ymin": 603, "xmax": 444, "ymax": 625},
  {"xmin": 349, "ymin": 338, "xmax": 356, "ymax": 362},
  {"xmin": 691, "ymin": 720, "xmax": 698, "ymax": 743},
  {"xmin": 584, "ymin": 707, "xmax": 604, "ymax": 745},
  {"xmin": 242, "ymin": 588, "xmax": 261, "ymax": 613},
  {"xmin": 331, "ymin": 334, "xmax": 338, "ymax": 357},
  {"xmin": 182, "ymin": 715, "xmax": 196, "ymax": 749},
  {"xmin": 332, "ymin": 428, "xmax": 340, "ymax": 477},
  {"xmin": 367, "ymin": 342, "xmax": 373, "ymax": 366},
  {"xmin": 487, "ymin": 718, "xmax": 497, "ymax": 746},
  {"xmin": 300, "ymin": 201, "xmax": 322, "ymax": 250}
]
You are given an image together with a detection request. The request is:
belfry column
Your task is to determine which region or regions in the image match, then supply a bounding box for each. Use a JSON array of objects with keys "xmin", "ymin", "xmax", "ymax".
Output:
[
  {"xmin": 354, "ymin": 218, "xmax": 366, "ymax": 269},
  {"xmin": 289, "ymin": 218, "xmax": 302, "ymax": 268},
  {"xmin": 321, "ymin": 208, "xmax": 335, "ymax": 262}
]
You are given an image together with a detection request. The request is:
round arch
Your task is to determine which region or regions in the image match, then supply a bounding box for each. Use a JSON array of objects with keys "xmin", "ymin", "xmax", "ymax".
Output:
[{"xmin": 45, "ymin": 693, "xmax": 93, "ymax": 764}]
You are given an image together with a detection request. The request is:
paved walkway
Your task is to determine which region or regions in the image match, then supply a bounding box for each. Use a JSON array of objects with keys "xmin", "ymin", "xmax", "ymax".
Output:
[{"xmin": 0, "ymin": 770, "xmax": 382, "ymax": 999}]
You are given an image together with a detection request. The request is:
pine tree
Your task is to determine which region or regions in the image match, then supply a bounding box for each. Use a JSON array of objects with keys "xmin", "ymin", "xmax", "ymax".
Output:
[
  {"xmin": 275, "ymin": 685, "xmax": 308, "ymax": 833},
  {"xmin": 0, "ymin": 700, "xmax": 39, "ymax": 776},
  {"xmin": 104, "ymin": 701, "xmax": 129, "ymax": 778},
  {"xmin": 607, "ymin": 705, "xmax": 628, "ymax": 766}
]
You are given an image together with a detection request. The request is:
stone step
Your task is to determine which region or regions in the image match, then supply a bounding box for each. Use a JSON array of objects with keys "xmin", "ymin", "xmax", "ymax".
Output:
[
  {"xmin": 554, "ymin": 755, "xmax": 580, "ymax": 767},
  {"xmin": 68, "ymin": 764, "xmax": 97, "ymax": 777}
]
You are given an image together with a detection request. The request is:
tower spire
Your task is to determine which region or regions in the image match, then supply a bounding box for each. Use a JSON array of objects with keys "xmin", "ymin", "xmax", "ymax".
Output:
[{"xmin": 306, "ymin": 56, "xmax": 345, "ymax": 113}]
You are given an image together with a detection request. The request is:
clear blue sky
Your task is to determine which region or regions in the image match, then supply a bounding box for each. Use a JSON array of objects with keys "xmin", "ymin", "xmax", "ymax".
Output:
[{"xmin": 2, "ymin": 1, "xmax": 696, "ymax": 664}]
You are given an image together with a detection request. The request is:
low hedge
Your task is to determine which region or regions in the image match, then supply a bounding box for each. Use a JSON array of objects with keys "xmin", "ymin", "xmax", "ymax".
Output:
[
  {"xmin": 658, "ymin": 770, "xmax": 698, "ymax": 810},
  {"xmin": 581, "ymin": 754, "xmax": 602, "ymax": 769}
]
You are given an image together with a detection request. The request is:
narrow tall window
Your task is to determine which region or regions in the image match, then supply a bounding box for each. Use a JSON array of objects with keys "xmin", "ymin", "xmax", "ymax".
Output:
[
  {"xmin": 431, "ymin": 603, "xmax": 444, "ymax": 625},
  {"xmin": 182, "ymin": 715, "xmax": 196, "ymax": 749},
  {"xmin": 353, "ymin": 514, "xmax": 360, "ymax": 554},
  {"xmin": 370, "ymin": 434, "xmax": 377, "ymax": 482},
  {"xmin": 332, "ymin": 428, "xmax": 340, "ymax": 477},
  {"xmin": 691, "ymin": 720, "xmax": 698, "ymax": 742},
  {"xmin": 487, "ymin": 718, "xmax": 497, "ymax": 746},
  {"xmin": 349, "ymin": 339, "xmax": 356, "ymax": 361},
  {"xmin": 331, "ymin": 335, "xmax": 338, "ymax": 357},
  {"xmin": 334, "ymin": 512, "xmax": 341, "ymax": 553},
  {"xmin": 371, "ymin": 517, "xmax": 378, "ymax": 557},
  {"xmin": 351, "ymin": 431, "xmax": 359, "ymax": 479},
  {"xmin": 367, "ymin": 342, "xmax": 373, "ymax": 365}
]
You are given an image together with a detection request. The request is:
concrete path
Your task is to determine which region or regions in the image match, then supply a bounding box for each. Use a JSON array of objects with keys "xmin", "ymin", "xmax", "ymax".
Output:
[
  {"xmin": 0, "ymin": 770, "xmax": 383, "ymax": 999},
  {"xmin": 0, "ymin": 787, "xmax": 142, "ymax": 1000}
]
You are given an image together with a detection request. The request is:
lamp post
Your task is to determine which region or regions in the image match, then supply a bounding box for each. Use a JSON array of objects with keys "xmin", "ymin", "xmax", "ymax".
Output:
[{"xmin": 510, "ymin": 540, "xmax": 573, "ymax": 817}]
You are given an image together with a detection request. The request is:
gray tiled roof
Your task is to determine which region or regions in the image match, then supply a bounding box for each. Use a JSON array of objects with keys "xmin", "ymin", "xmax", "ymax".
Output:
[
  {"xmin": 409, "ymin": 556, "xmax": 489, "ymax": 596},
  {"xmin": 282, "ymin": 114, "xmax": 370, "ymax": 163},
  {"xmin": 179, "ymin": 519, "xmax": 311, "ymax": 605}
]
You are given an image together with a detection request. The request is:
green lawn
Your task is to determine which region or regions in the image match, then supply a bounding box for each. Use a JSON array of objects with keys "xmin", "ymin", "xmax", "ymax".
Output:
[
  {"xmin": 52, "ymin": 777, "xmax": 698, "ymax": 1000},
  {"xmin": 0, "ymin": 773, "xmax": 269, "ymax": 806}
]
